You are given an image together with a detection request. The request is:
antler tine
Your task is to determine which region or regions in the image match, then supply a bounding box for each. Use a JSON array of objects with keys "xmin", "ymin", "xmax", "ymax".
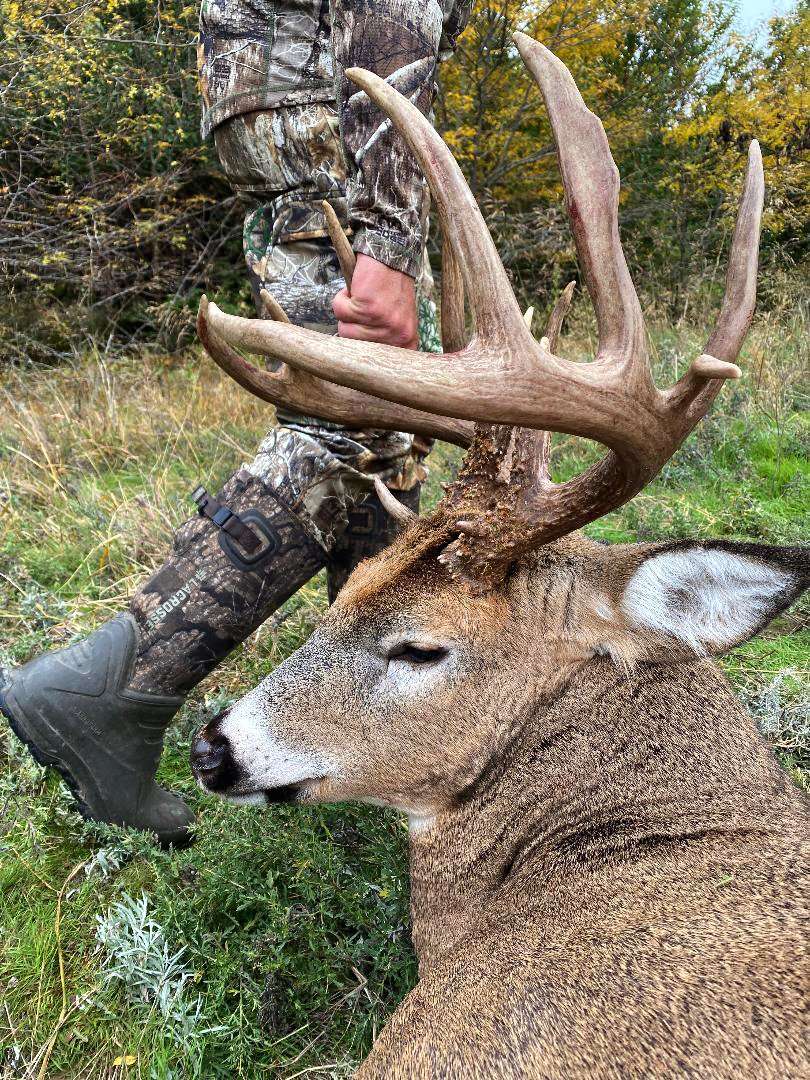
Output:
[
  {"xmin": 345, "ymin": 68, "xmax": 527, "ymax": 340},
  {"xmin": 321, "ymin": 201, "xmax": 357, "ymax": 289},
  {"xmin": 540, "ymin": 280, "xmax": 576, "ymax": 353},
  {"xmin": 197, "ymin": 296, "xmax": 474, "ymax": 448},
  {"xmin": 512, "ymin": 281, "xmax": 577, "ymax": 490},
  {"xmin": 198, "ymin": 296, "xmax": 287, "ymax": 404},
  {"xmin": 260, "ymin": 290, "xmax": 291, "ymax": 323},
  {"xmin": 373, "ymin": 476, "xmax": 417, "ymax": 525},
  {"xmin": 705, "ymin": 140, "xmax": 765, "ymax": 364},
  {"xmin": 667, "ymin": 141, "xmax": 765, "ymax": 415},
  {"xmin": 513, "ymin": 35, "xmax": 651, "ymax": 393}
]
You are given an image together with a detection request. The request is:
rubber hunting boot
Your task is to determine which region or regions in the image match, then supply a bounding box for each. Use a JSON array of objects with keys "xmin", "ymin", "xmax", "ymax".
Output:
[{"xmin": 1, "ymin": 463, "xmax": 328, "ymax": 845}]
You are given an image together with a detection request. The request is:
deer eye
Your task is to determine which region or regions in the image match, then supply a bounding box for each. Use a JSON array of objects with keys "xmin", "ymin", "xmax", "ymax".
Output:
[{"xmin": 388, "ymin": 643, "xmax": 448, "ymax": 666}]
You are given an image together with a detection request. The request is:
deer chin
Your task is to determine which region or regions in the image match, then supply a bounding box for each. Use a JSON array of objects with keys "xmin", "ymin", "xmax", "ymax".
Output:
[
  {"xmin": 211, "ymin": 762, "xmax": 334, "ymax": 802},
  {"xmin": 220, "ymin": 780, "xmax": 321, "ymax": 807}
]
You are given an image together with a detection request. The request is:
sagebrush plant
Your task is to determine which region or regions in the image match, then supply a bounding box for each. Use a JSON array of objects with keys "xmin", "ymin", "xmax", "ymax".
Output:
[
  {"xmin": 742, "ymin": 672, "xmax": 810, "ymax": 771},
  {"xmin": 0, "ymin": 301, "xmax": 807, "ymax": 1076},
  {"xmin": 96, "ymin": 893, "xmax": 193, "ymax": 1013},
  {"xmin": 95, "ymin": 892, "xmax": 222, "ymax": 1073}
]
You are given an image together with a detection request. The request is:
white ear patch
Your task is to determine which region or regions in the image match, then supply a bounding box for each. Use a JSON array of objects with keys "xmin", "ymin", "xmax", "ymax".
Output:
[{"xmin": 622, "ymin": 547, "xmax": 793, "ymax": 655}]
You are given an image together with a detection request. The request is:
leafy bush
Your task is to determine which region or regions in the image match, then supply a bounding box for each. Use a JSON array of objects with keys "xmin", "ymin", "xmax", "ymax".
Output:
[
  {"xmin": 2, "ymin": 0, "xmax": 807, "ymax": 361},
  {"xmin": 0, "ymin": 0, "xmax": 243, "ymax": 361}
]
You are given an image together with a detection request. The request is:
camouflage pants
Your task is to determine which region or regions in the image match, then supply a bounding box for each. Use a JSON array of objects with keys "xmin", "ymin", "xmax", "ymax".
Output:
[{"xmin": 212, "ymin": 104, "xmax": 439, "ymax": 544}]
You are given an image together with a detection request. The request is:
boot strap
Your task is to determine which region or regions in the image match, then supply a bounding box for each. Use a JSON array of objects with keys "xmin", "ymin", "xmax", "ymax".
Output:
[{"xmin": 191, "ymin": 486, "xmax": 262, "ymax": 554}]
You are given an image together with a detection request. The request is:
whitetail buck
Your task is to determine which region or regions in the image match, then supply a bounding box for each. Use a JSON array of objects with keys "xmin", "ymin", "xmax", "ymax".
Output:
[{"xmin": 192, "ymin": 35, "xmax": 809, "ymax": 1079}]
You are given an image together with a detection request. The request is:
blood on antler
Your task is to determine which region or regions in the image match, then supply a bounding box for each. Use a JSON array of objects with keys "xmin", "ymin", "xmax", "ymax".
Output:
[{"xmin": 201, "ymin": 34, "xmax": 764, "ymax": 586}]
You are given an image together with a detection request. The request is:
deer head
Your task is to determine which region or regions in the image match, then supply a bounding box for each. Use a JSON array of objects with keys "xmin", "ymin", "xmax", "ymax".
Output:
[
  {"xmin": 191, "ymin": 527, "xmax": 806, "ymax": 810},
  {"xmin": 191, "ymin": 37, "xmax": 807, "ymax": 814}
]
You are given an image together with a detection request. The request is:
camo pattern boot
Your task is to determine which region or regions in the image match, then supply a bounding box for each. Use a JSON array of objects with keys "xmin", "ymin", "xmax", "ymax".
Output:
[{"xmin": 326, "ymin": 484, "xmax": 422, "ymax": 603}]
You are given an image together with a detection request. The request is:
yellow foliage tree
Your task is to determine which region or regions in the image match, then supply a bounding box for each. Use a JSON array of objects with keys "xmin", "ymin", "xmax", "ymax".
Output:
[
  {"xmin": 438, "ymin": 0, "xmax": 807, "ymax": 310},
  {"xmin": 669, "ymin": 0, "xmax": 809, "ymax": 248}
]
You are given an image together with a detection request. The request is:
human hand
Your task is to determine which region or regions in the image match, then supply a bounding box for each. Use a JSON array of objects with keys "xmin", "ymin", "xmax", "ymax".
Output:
[{"xmin": 332, "ymin": 253, "xmax": 418, "ymax": 349}]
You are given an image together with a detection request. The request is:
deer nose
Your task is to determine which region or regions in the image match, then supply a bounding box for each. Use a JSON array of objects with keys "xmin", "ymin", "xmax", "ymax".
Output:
[{"xmin": 190, "ymin": 719, "xmax": 232, "ymax": 790}]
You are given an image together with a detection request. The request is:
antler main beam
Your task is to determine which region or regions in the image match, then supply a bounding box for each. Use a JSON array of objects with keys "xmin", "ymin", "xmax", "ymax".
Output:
[{"xmin": 198, "ymin": 297, "xmax": 474, "ymax": 448}]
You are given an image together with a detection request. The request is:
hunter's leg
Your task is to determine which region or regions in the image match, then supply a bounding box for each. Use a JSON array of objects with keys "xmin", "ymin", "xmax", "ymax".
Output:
[
  {"xmin": 214, "ymin": 106, "xmax": 429, "ymax": 601},
  {"xmin": 0, "ymin": 125, "xmax": 415, "ymax": 848}
]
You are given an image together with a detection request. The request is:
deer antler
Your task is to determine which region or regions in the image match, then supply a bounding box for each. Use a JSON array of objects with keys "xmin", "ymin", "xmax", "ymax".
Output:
[
  {"xmin": 197, "ymin": 201, "xmax": 474, "ymax": 449},
  {"xmin": 197, "ymin": 296, "xmax": 473, "ymax": 447},
  {"xmin": 202, "ymin": 36, "xmax": 763, "ymax": 585}
]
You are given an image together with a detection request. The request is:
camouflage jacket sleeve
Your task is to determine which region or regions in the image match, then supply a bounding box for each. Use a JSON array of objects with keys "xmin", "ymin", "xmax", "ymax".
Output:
[{"xmin": 331, "ymin": 0, "xmax": 471, "ymax": 278}]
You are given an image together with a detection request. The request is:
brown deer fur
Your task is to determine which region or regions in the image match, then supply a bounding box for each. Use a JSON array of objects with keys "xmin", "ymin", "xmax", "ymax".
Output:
[
  {"xmin": 193, "ymin": 532, "xmax": 809, "ymax": 1078},
  {"xmin": 191, "ymin": 33, "xmax": 805, "ymax": 1079}
]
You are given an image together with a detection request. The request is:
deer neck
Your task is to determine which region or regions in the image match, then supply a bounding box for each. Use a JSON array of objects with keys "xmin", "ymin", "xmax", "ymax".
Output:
[{"xmin": 407, "ymin": 657, "xmax": 790, "ymax": 974}]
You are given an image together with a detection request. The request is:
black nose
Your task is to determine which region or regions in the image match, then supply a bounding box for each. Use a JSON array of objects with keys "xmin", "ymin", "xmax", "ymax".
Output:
[
  {"xmin": 192, "ymin": 730, "xmax": 227, "ymax": 770},
  {"xmin": 190, "ymin": 720, "xmax": 234, "ymax": 790}
]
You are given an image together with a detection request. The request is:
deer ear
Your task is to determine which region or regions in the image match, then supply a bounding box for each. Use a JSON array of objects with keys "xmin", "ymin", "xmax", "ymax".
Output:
[{"xmin": 619, "ymin": 542, "xmax": 808, "ymax": 657}]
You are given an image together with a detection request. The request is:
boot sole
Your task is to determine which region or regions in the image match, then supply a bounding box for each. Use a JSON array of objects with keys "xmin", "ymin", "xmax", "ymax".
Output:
[{"xmin": 0, "ymin": 675, "xmax": 95, "ymax": 823}]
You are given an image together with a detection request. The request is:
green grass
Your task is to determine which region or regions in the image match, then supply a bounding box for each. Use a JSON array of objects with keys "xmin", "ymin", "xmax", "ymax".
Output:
[{"xmin": 0, "ymin": 305, "xmax": 807, "ymax": 1077}]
